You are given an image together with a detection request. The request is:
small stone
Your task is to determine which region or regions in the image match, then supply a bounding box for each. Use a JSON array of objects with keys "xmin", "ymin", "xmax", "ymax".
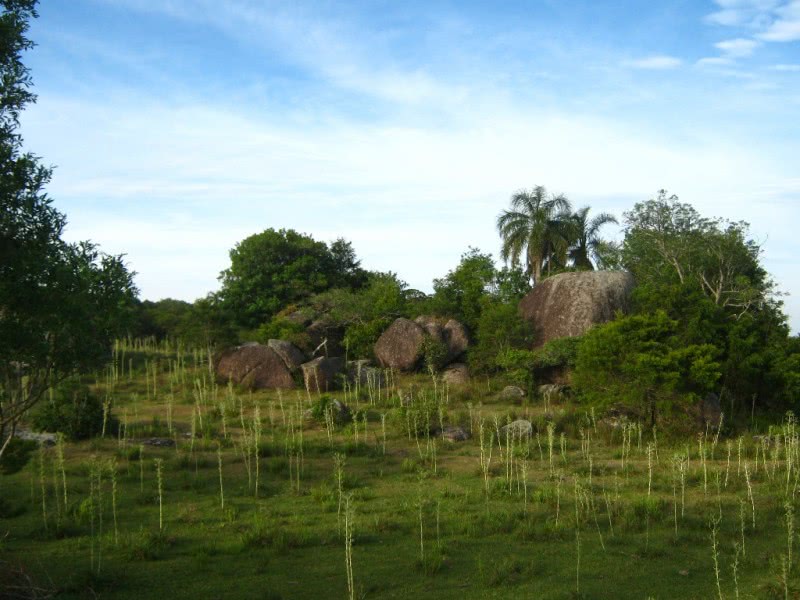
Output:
[
  {"xmin": 440, "ymin": 426, "xmax": 470, "ymax": 442},
  {"xmin": 500, "ymin": 385, "xmax": 526, "ymax": 400}
]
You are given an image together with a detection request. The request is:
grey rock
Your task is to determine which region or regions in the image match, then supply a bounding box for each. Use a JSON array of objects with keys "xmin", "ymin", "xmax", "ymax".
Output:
[
  {"xmin": 500, "ymin": 385, "xmax": 526, "ymax": 400},
  {"xmin": 267, "ymin": 339, "xmax": 306, "ymax": 372},
  {"xmin": 442, "ymin": 363, "xmax": 470, "ymax": 385},
  {"xmin": 302, "ymin": 356, "xmax": 346, "ymax": 393},
  {"xmin": 216, "ymin": 343, "xmax": 295, "ymax": 390},
  {"xmin": 440, "ymin": 426, "xmax": 470, "ymax": 442},
  {"xmin": 374, "ymin": 318, "xmax": 427, "ymax": 371},
  {"xmin": 519, "ymin": 271, "xmax": 635, "ymax": 347},
  {"xmin": 501, "ymin": 419, "xmax": 533, "ymax": 438}
]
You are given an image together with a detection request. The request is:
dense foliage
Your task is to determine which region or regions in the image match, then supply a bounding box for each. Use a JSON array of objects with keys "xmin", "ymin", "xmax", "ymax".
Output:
[
  {"xmin": 572, "ymin": 191, "xmax": 799, "ymax": 423},
  {"xmin": 32, "ymin": 379, "xmax": 113, "ymax": 440},
  {"xmin": 0, "ymin": 0, "xmax": 136, "ymax": 454},
  {"xmin": 218, "ymin": 229, "xmax": 367, "ymax": 329}
]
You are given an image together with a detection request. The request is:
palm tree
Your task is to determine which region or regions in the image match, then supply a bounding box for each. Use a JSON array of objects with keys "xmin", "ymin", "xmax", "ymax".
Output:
[
  {"xmin": 567, "ymin": 206, "xmax": 618, "ymax": 270},
  {"xmin": 496, "ymin": 186, "xmax": 573, "ymax": 285}
]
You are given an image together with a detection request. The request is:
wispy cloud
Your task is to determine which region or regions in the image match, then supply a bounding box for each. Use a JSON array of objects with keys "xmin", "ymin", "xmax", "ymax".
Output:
[
  {"xmin": 769, "ymin": 63, "xmax": 800, "ymax": 70},
  {"xmin": 706, "ymin": 0, "xmax": 782, "ymax": 28},
  {"xmin": 623, "ymin": 55, "xmax": 682, "ymax": 69},
  {"xmin": 715, "ymin": 37, "xmax": 761, "ymax": 56},
  {"xmin": 759, "ymin": 0, "xmax": 800, "ymax": 40}
]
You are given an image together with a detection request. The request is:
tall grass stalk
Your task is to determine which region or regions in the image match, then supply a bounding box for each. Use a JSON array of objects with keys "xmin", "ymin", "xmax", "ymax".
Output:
[
  {"xmin": 217, "ymin": 443, "xmax": 225, "ymax": 510},
  {"xmin": 711, "ymin": 517, "xmax": 723, "ymax": 600},
  {"xmin": 344, "ymin": 494, "xmax": 355, "ymax": 600},
  {"xmin": 155, "ymin": 458, "xmax": 164, "ymax": 531}
]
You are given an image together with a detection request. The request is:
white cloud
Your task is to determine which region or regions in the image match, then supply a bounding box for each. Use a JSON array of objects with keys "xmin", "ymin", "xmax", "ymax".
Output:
[
  {"xmin": 696, "ymin": 56, "xmax": 736, "ymax": 67},
  {"xmin": 623, "ymin": 55, "xmax": 682, "ymax": 70},
  {"xmin": 759, "ymin": 0, "xmax": 800, "ymax": 40},
  {"xmin": 706, "ymin": 0, "xmax": 781, "ymax": 27},
  {"xmin": 769, "ymin": 63, "xmax": 800, "ymax": 70},
  {"xmin": 715, "ymin": 37, "xmax": 761, "ymax": 56}
]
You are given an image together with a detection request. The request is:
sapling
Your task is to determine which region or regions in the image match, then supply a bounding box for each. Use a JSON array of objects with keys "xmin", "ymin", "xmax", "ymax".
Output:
[
  {"xmin": 217, "ymin": 443, "xmax": 225, "ymax": 510},
  {"xmin": 334, "ymin": 453, "xmax": 346, "ymax": 529},
  {"xmin": 139, "ymin": 443, "xmax": 145, "ymax": 492},
  {"xmin": 381, "ymin": 413, "xmax": 387, "ymax": 456},
  {"xmin": 647, "ymin": 443, "xmax": 654, "ymax": 497},
  {"xmin": 710, "ymin": 517, "xmax": 723, "ymax": 600},
  {"xmin": 732, "ymin": 542, "xmax": 741, "ymax": 600},
  {"xmin": 725, "ymin": 440, "xmax": 732, "ymax": 488},
  {"xmin": 547, "ymin": 422, "xmax": 555, "ymax": 475},
  {"xmin": 155, "ymin": 458, "xmax": 164, "ymax": 531},
  {"xmin": 344, "ymin": 494, "xmax": 355, "ymax": 600},
  {"xmin": 786, "ymin": 499, "xmax": 794, "ymax": 573},
  {"xmin": 739, "ymin": 498, "xmax": 747, "ymax": 558},
  {"xmin": 744, "ymin": 462, "xmax": 755, "ymax": 529},
  {"xmin": 56, "ymin": 433, "xmax": 67, "ymax": 507},
  {"xmin": 574, "ymin": 479, "xmax": 582, "ymax": 596},
  {"xmin": 109, "ymin": 459, "xmax": 118, "ymax": 545},
  {"xmin": 38, "ymin": 443, "xmax": 47, "ymax": 530}
]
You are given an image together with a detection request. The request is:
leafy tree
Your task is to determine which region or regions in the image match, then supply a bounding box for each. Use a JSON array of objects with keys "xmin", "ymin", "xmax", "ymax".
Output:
[
  {"xmin": 619, "ymin": 192, "xmax": 798, "ymax": 416},
  {"xmin": 427, "ymin": 247, "xmax": 496, "ymax": 331},
  {"xmin": 469, "ymin": 298, "xmax": 534, "ymax": 374},
  {"xmin": 622, "ymin": 191, "xmax": 770, "ymax": 317},
  {"xmin": 497, "ymin": 186, "xmax": 573, "ymax": 284},
  {"xmin": 218, "ymin": 229, "xmax": 366, "ymax": 329},
  {"xmin": 573, "ymin": 312, "xmax": 721, "ymax": 425},
  {"xmin": 568, "ymin": 206, "xmax": 618, "ymax": 270},
  {"xmin": 0, "ymin": 0, "xmax": 137, "ymax": 457}
]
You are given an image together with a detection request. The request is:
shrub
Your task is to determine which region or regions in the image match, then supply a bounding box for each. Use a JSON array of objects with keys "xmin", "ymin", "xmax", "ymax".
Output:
[
  {"xmin": 31, "ymin": 380, "xmax": 115, "ymax": 440},
  {"xmin": 0, "ymin": 438, "xmax": 36, "ymax": 474}
]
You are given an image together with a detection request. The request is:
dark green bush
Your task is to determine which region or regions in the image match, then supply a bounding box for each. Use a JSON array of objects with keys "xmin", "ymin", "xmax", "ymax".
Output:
[
  {"xmin": 32, "ymin": 380, "xmax": 115, "ymax": 440},
  {"xmin": 0, "ymin": 437, "xmax": 36, "ymax": 474}
]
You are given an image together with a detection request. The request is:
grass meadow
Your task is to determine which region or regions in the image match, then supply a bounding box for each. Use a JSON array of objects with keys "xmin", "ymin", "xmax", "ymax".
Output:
[{"xmin": 1, "ymin": 340, "xmax": 798, "ymax": 599}]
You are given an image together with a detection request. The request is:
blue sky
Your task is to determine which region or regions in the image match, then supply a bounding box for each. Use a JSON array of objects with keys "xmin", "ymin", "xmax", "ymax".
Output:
[{"xmin": 19, "ymin": 0, "xmax": 800, "ymax": 331}]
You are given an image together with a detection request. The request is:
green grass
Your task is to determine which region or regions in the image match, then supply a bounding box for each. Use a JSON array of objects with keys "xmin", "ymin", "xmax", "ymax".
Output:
[{"xmin": 1, "ymin": 350, "xmax": 798, "ymax": 599}]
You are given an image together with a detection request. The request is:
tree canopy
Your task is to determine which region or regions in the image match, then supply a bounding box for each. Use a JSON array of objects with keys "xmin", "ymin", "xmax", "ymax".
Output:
[
  {"xmin": 0, "ymin": 0, "xmax": 137, "ymax": 456},
  {"xmin": 218, "ymin": 228, "xmax": 367, "ymax": 330}
]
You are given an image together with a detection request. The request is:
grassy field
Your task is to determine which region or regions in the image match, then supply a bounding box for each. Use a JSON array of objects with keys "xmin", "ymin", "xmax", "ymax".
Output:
[{"xmin": 1, "ymin": 342, "xmax": 798, "ymax": 599}]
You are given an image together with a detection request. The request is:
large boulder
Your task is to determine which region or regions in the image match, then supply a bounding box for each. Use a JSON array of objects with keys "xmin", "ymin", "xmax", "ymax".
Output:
[
  {"xmin": 267, "ymin": 339, "xmax": 306, "ymax": 372},
  {"xmin": 519, "ymin": 271, "xmax": 635, "ymax": 347},
  {"xmin": 216, "ymin": 343, "xmax": 295, "ymax": 390},
  {"xmin": 443, "ymin": 319, "xmax": 469, "ymax": 362},
  {"xmin": 348, "ymin": 360, "xmax": 386, "ymax": 388},
  {"xmin": 374, "ymin": 318, "xmax": 427, "ymax": 371},
  {"xmin": 442, "ymin": 363, "xmax": 470, "ymax": 386},
  {"xmin": 307, "ymin": 320, "xmax": 345, "ymax": 357},
  {"xmin": 301, "ymin": 356, "xmax": 346, "ymax": 393},
  {"xmin": 414, "ymin": 315, "xmax": 445, "ymax": 342}
]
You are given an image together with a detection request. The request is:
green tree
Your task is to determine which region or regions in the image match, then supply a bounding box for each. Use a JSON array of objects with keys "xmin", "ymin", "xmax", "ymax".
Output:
[
  {"xmin": 619, "ymin": 191, "xmax": 796, "ymax": 417},
  {"xmin": 496, "ymin": 186, "xmax": 572, "ymax": 284},
  {"xmin": 573, "ymin": 312, "xmax": 721, "ymax": 425},
  {"xmin": 567, "ymin": 206, "xmax": 618, "ymax": 270},
  {"xmin": 0, "ymin": 0, "xmax": 137, "ymax": 457},
  {"xmin": 218, "ymin": 229, "xmax": 366, "ymax": 329},
  {"xmin": 427, "ymin": 247, "xmax": 496, "ymax": 331}
]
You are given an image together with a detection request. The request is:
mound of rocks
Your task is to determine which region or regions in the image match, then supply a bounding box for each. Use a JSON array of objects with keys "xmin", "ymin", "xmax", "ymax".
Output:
[
  {"xmin": 216, "ymin": 342, "xmax": 295, "ymax": 390},
  {"xmin": 373, "ymin": 316, "xmax": 470, "ymax": 372},
  {"xmin": 519, "ymin": 271, "xmax": 635, "ymax": 347}
]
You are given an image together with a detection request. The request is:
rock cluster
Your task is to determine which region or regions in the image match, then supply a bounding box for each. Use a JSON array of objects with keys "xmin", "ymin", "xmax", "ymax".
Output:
[{"xmin": 373, "ymin": 316, "xmax": 470, "ymax": 374}]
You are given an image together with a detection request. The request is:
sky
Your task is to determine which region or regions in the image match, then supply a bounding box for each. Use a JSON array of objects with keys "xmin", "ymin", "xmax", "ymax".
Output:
[{"xmin": 19, "ymin": 0, "xmax": 800, "ymax": 332}]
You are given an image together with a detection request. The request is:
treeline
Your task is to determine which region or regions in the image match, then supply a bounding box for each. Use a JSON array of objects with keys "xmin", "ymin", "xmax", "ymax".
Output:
[{"xmin": 130, "ymin": 189, "xmax": 800, "ymax": 424}]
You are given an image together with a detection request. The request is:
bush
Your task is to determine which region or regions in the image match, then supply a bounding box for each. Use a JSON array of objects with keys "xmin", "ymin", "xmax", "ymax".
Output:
[
  {"xmin": 0, "ymin": 438, "xmax": 36, "ymax": 474},
  {"xmin": 31, "ymin": 380, "xmax": 114, "ymax": 440},
  {"xmin": 308, "ymin": 395, "xmax": 351, "ymax": 426}
]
